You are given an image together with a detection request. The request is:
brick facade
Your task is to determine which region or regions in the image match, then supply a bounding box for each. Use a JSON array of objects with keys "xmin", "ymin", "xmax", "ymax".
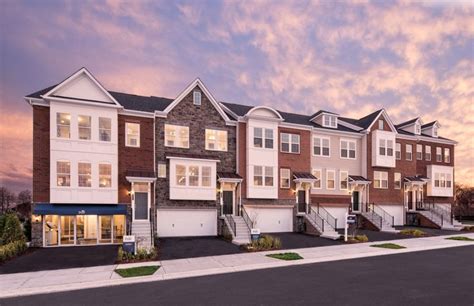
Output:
[
  {"xmin": 155, "ymin": 86, "xmax": 236, "ymax": 209},
  {"xmin": 32, "ymin": 106, "xmax": 50, "ymax": 203}
]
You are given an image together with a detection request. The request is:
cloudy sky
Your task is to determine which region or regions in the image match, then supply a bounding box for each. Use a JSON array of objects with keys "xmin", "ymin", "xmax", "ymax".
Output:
[{"xmin": 0, "ymin": 0, "xmax": 473, "ymax": 193}]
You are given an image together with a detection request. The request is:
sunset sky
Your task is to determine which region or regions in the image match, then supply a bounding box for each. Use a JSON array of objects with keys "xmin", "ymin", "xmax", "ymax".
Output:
[{"xmin": 0, "ymin": 0, "xmax": 473, "ymax": 193}]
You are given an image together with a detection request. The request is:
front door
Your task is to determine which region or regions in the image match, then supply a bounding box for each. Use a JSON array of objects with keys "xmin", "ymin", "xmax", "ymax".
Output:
[
  {"xmin": 352, "ymin": 191, "xmax": 360, "ymax": 212},
  {"xmin": 223, "ymin": 191, "xmax": 233, "ymax": 215},
  {"xmin": 134, "ymin": 192, "xmax": 148, "ymax": 220},
  {"xmin": 297, "ymin": 190, "xmax": 306, "ymax": 213},
  {"xmin": 407, "ymin": 191, "xmax": 413, "ymax": 210}
]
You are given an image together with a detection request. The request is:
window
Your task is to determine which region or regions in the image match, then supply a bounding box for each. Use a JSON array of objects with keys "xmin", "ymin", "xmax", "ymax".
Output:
[
  {"xmin": 57, "ymin": 161, "xmax": 70, "ymax": 186},
  {"xmin": 323, "ymin": 115, "xmax": 337, "ymax": 128},
  {"xmin": 205, "ymin": 129, "xmax": 228, "ymax": 151},
  {"xmin": 326, "ymin": 170, "xmax": 335, "ymax": 189},
  {"xmin": 280, "ymin": 168, "xmax": 290, "ymax": 188},
  {"xmin": 312, "ymin": 169, "xmax": 322, "ymax": 189},
  {"xmin": 434, "ymin": 173, "xmax": 440, "ymax": 187},
  {"xmin": 99, "ymin": 117, "xmax": 112, "ymax": 142},
  {"xmin": 78, "ymin": 162, "xmax": 91, "ymax": 187},
  {"xmin": 340, "ymin": 171, "xmax": 348, "ymax": 190},
  {"xmin": 280, "ymin": 133, "xmax": 300, "ymax": 153},
  {"xmin": 406, "ymin": 144, "xmax": 412, "ymax": 161},
  {"xmin": 254, "ymin": 166, "xmax": 263, "ymax": 186},
  {"xmin": 396, "ymin": 143, "xmax": 401, "ymax": 160},
  {"xmin": 193, "ymin": 90, "xmax": 201, "ymax": 105},
  {"xmin": 425, "ymin": 145, "xmax": 431, "ymax": 161},
  {"xmin": 254, "ymin": 128, "xmax": 263, "ymax": 148},
  {"xmin": 436, "ymin": 147, "xmax": 442, "ymax": 162},
  {"xmin": 158, "ymin": 163, "xmax": 167, "ymax": 178},
  {"xmin": 176, "ymin": 165, "xmax": 186, "ymax": 186},
  {"xmin": 126, "ymin": 123, "xmax": 140, "ymax": 147},
  {"xmin": 265, "ymin": 166, "xmax": 273, "ymax": 186},
  {"xmin": 440, "ymin": 173, "xmax": 446, "ymax": 187},
  {"xmin": 165, "ymin": 124, "xmax": 189, "ymax": 148},
  {"xmin": 433, "ymin": 126, "xmax": 438, "ymax": 137},
  {"xmin": 387, "ymin": 140, "xmax": 394, "ymax": 156},
  {"xmin": 374, "ymin": 171, "xmax": 388, "ymax": 189},
  {"xmin": 253, "ymin": 128, "xmax": 273, "ymax": 149},
  {"xmin": 379, "ymin": 139, "xmax": 386, "ymax": 156},
  {"xmin": 265, "ymin": 129, "xmax": 274, "ymax": 149},
  {"xmin": 202, "ymin": 166, "xmax": 211, "ymax": 187},
  {"xmin": 394, "ymin": 172, "xmax": 401, "ymax": 189},
  {"xmin": 78, "ymin": 115, "xmax": 91, "ymax": 140},
  {"xmin": 444, "ymin": 148, "xmax": 450, "ymax": 163},
  {"xmin": 340, "ymin": 140, "xmax": 356, "ymax": 159},
  {"xmin": 99, "ymin": 164, "xmax": 112, "ymax": 188},
  {"xmin": 188, "ymin": 166, "xmax": 199, "ymax": 186},
  {"xmin": 378, "ymin": 120, "xmax": 384, "ymax": 130},
  {"xmin": 416, "ymin": 144, "xmax": 423, "ymax": 160},
  {"xmin": 57, "ymin": 113, "xmax": 71, "ymax": 138},
  {"xmin": 415, "ymin": 123, "xmax": 421, "ymax": 135},
  {"xmin": 313, "ymin": 137, "xmax": 330, "ymax": 157},
  {"xmin": 446, "ymin": 174, "xmax": 452, "ymax": 188}
]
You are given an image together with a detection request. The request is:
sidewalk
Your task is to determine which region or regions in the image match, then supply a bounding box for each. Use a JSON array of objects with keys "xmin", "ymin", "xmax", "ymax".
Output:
[{"xmin": 1, "ymin": 233, "xmax": 473, "ymax": 299}]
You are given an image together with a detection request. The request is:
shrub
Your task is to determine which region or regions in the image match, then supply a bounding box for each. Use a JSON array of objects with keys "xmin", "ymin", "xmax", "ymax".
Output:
[
  {"xmin": 400, "ymin": 229, "xmax": 426, "ymax": 237},
  {"xmin": 0, "ymin": 240, "xmax": 27, "ymax": 263},
  {"xmin": 246, "ymin": 234, "xmax": 281, "ymax": 251},
  {"xmin": 355, "ymin": 235, "xmax": 369, "ymax": 242},
  {"xmin": 117, "ymin": 246, "xmax": 158, "ymax": 263},
  {"xmin": 0, "ymin": 213, "xmax": 26, "ymax": 245},
  {"xmin": 462, "ymin": 226, "xmax": 474, "ymax": 232}
]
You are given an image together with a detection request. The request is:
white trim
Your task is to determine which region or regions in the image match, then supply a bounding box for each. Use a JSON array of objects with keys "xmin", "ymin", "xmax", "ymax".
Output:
[
  {"xmin": 365, "ymin": 109, "xmax": 398, "ymax": 133},
  {"xmin": 395, "ymin": 133, "xmax": 457, "ymax": 145},
  {"xmin": 339, "ymin": 138, "xmax": 357, "ymax": 160},
  {"xmin": 280, "ymin": 168, "xmax": 291, "ymax": 189},
  {"xmin": 164, "ymin": 124, "xmax": 190, "ymax": 149},
  {"xmin": 373, "ymin": 171, "xmax": 389, "ymax": 189},
  {"xmin": 339, "ymin": 170, "xmax": 349, "ymax": 190},
  {"xmin": 42, "ymin": 67, "xmax": 122, "ymax": 107},
  {"xmin": 163, "ymin": 78, "xmax": 231, "ymax": 123},
  {"xmin": 311, "ymin": 168, "xmax": 322, "ymax": 189},
  {"xmin": 125, "ymin": 122, "xmax": 140, "ymax": 148},
  {"xmin": 280, "ymin": 132, "xmax": 300, "ymax": 154},
  {"xmin": 43, "ymin": 96, "xmax": 123, "ymax": 109},
  {"xmin": 338, "ymin": 119, "xmax": 364, "ymax": 131},
  {"xmin": 126, "ymin": 176, "xmax": 157, "ymax": 183},
  {"xmin": 218, "ymin": 178, "xmax": 243, "ymax": 183},
  {"xmin": 245, "ymin": 106, "xmax": 283, "ymax": 120},
  {"xmin": 326, "ymin": 169, "xmax": 336, "ymax": 190},
  {"xmin": 309, "ymin": 111, "xmax": 339, "ymax": 122},
  {"xmin": 131, "ymin": 182, "xmax": 151, "ymax": 222},
  {"xmin": 166, "ymin": 156, "xmax": 221, "ymax": 163},
  {"xmin": 312, "ymin": 136, "xmax": 331, "ymax": 157},
  {"xmin": 119, "ymin": 109, "xmax": 155, "ymax": 118}
]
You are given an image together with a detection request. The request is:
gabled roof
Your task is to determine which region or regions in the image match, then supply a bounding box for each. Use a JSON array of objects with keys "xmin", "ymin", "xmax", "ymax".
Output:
[
  {"xmin": 310, "ymin": 110, "xmax": 339, "ymax": 119},
  {"xmin": 26, "ymin": 84, "xmax": 58, "ymax": 99},
  {"xmin": 395, "ymin": 117, "xmax": 420, "ymax": 129},
  {"xmin": 421, "ymin": 121, "xmax": 439, "ymax": 129},
  {"xmin": 352, "ymin": 109, "xmax": 384, "ymax": 129},
  {"xmin": 109, "ymin": 91, "xmax": 172, "ymax": 112}
]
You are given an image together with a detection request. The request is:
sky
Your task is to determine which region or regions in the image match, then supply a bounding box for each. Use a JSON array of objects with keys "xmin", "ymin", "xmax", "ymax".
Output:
[{"xmin": 0, "ymin": 0, "xmax": 473, "ymax": 193}]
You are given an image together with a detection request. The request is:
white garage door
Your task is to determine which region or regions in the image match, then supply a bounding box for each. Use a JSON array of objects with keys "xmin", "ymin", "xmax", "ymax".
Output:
[
  {"xmin": 322, "ymin": 206, "xmax": 349, "ymax": 229},
  {"xmin": 378, "ymin": 204, "xmax": 404, "ymax": 226},
  {"xmin": 244, "ymin": 207, "xmax": 293, "ymax": 233},
  {"xmin": 157, "ymin": 209, "xmax": 217, "ymax": 237}
]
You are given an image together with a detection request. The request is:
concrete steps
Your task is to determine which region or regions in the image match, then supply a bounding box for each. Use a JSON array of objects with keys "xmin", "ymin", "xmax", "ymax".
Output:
[
  {"xmin": 224, "ymin": 216, "xmax": 251, "ymax": 245},
  {"xmin": 131, "ymin": 222, "xmax": 153, "ymax": 249}
]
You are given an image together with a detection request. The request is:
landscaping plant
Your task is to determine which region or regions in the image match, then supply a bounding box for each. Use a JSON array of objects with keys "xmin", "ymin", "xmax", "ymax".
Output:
[
  {"xmin": 245, "ymin": 234, "xmax": 282, "ymax": 251},
  {"xmin": 371, "ymin": 243, "xmax": 406, "ymax": 249},
  {"xmin": 400, "ymin": 229, "xmax": 427, "ymax": 237},
  {"xmin": 117, "ymin": 246, "xmax": 158, "ymax": 263},
  {"xmin": 115, "ymin": 265, "xmax": 160, "ymax": 278},
  {"xmin": 445, "ymin": 236, "xmax": 474, "ymax": 241},
  {"xmin": 266, "ymin": 252, "xmax": 303, "ymax": 261}
]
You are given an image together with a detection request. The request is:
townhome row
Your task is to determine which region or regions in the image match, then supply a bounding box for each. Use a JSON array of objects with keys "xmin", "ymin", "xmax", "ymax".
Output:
[{"xmin": 25, "ymin": 68, "xmax": 458, "ymax": 247}]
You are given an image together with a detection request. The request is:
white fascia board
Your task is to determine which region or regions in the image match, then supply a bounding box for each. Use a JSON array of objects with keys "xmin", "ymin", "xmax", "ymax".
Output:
[
  {"xmin": 309, "ymin": 112, "xmax": 339, "ymax": 122},
  {"xmin": 312, "ymin": 127, "xmax": 363, "ymax": 138},
  {"xmin": 25, "ymin": 97, "xmax": 49, "ymax": 107},
  {"xmin": 365, "ymin": 110, "xmax": 398, "ymax": 133},
  {"xmin": 218, "ymin": 178, "xmax": 243, "ymax": 183},
  {"xmin": 43, "ymin": 96, "xmax": 123, "ymax": 109},
  {"xmin": 126, "ymin": 176, "xmax": 157, "ymax": 183},
  {"xmin": 244, "ymin": 114, "xmax": 284, "ymax": 122},
  {"xmin": 338, "ymin": 120, "xmax": 364, "ymax": 131},
  {"xmin": 166, "ymin": 156, "xmax": 221, "ymax": 163},
  {"xmin": 219, "ymin": 103, "xmax": 240, "ymax": 120},
  {"xmin": 164, "ymin": 78, "xmax": 232, "ymax": 123},
  {"xmin": 245, "ymin": 106, "xmax": 284, "ymax": 120},
  {"xmin": 396, "ymin": 134, "xmax": 457, "ymax": 145},
  {"xmin": 119, "ymin": 109, "xmax": 155, "ymax": 118},
  {"xmin": 43, "ymin": 67, "xmax": 122, "ymax": 107}
]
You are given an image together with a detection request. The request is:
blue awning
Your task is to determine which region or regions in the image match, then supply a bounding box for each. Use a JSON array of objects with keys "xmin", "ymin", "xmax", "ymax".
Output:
[{"xmin": 33, "ymin": 203, "xmax": 128, "ymax": 215}]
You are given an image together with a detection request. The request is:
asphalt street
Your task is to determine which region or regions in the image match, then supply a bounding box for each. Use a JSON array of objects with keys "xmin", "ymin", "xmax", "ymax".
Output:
[{"xmin": 1, "ymin": 245, "xmax": 473, "ymax": 306}]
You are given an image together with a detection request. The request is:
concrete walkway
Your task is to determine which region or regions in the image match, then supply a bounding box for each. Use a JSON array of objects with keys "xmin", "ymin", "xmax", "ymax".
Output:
[{"xmin": 1, "ymin": 233, "xmax": 473, "ymax": 299}]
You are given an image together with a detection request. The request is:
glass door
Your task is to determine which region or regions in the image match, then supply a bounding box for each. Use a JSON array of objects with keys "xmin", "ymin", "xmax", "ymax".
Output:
[
  {"xmin": 60, "ymin": 216, "xmax": 75, "ymax": 245},
  {"xmin": 76, "ymin": 215, "xmax": 97, "ymax": 245},
  {"xmin": 99, "ymin": 216, "xmax": 112, "ymax": 243},
  {"xmin": 44, "ymin": 215, "xmax": 59, "ymax": 246}
]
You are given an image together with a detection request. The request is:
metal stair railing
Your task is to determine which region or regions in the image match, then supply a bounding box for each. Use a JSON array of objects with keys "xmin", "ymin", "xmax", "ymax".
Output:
[
  {"xmin": 224, "ymin": 214, "xmax": 237, "ymax": 237},
  {"xmin": 372, "ymin": 204, "xmax": 395, "ymax": 227},
  {"xmin": 316, "ymin": 203, "xmax": 337, "ymax": 231},
  {"xmin": 361, "ymin": 203, "xmax": 383, "ymax": 229},
  {"xmin": 241, "ymin": 206, "xmax": 253, "ymax": 234},
  {"xmin": 307, "ymin": 207, "xmax": 325, "ymax": 233}
]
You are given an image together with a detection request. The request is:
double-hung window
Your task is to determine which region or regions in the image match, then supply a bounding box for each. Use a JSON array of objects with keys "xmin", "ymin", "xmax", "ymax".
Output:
[
  {"xmin": 78, "ymin": 115, "xmax": 91, "ymax": 140},
  {"xmin": 265, "ymin": 129, "xmax": 274, "ymax": 148},
  {"xmin": 425, "ymin": 145, "xmax": 431, "ymax": 161},
  {"xmin": 374, "ymin": 171, "xmax": 388, "ymax": 189},
  {"xmin": 340, "ymin": 140, "xmax": 356, "ymax": 159},
  {"xmin": 387, "ymin": 140, "xmax": 393, "ymax": 156},
  {"xmin": 264, "ymin": 166, "xmax": 274, "ymax": 186},
  {"xmin": 202, "ymin": 167, "xmax": 211, "ymax": 187},
  {"xmin": 395, "ymin": 143, "xmax": 401, "ymax": 160},
  {"xmin": 205, "ymin": 129, "xmax": 227, "ymax": 151},
  {"xmin": 339, "ymin": 171, "xmax": 348, "ymax": 190},
  {"xmin": 78, "ymin": 162, "xmax": 91, "ymax": 187},
  {"xmin": 176, "ymin": 165, "xmax": 186, "ymax": 186},
  {"xmin": 99, "ymin": 164, "xmax": 112, "ymax": 188},
  {"xmin": 174, "ymin": 164, "xmax": 212, "ymax": 187},
  {"xmin": 126, "ymin": 123, "xmax": 140, "ymax": 147},
  {"xmin": 280, "ymin": 168, "xmax": 290, "ymax": 189},
  {"xmin": 406, "ymin": 144, "xmax": 413, "ymax": 161},
  {"xmin": 193, "ymin": 90, "xmax": 201, "ymax": 105},
  {"xmin": 313, "ymin": 137, "xmax": 330, "ymax": 157},
  {"xmin": 57, "ymin": 113, "xmax": 71, "ymax": 138},
  {"xmin": 99, "ymin": 117, "xmax": 112, "ymax": 142},
  {"xmin": 323, "ymin": 115, "xmax": 337, "ymax": 128},
  {"xmin": 444, "ymin": 148, "xmax": 450, "ymax": 163},
  {"xmin": 394, "ymin": 172, "xmax": 401, "ymax": 189},
  {"xmin": 326, "ymin": 170, "xmax": 335, "ymax": 190},
  {"xmin": 165, "ymin": 124, "xmax": 189, "ymax": 148},
  {"xmin": 312, "ymin": 169, "xmax": 322, "ymax": 189},
  {"xmin": 188, "ymin": 166, "xmax": 199, "ymax": 186},
  {"xmin": 253, "ymin": 166, "xmax": 273, "ymax": 187},
  {"xmin": 280, "ymin": 133, "xmax": 300, "ymax": 153},
  {"xmin": 436, "ymin": 147, "xmax": 442, "ymax": 162},
  {"xmin": 253, "ymin": 128, "xmax": 273, "ymax": 149},
  {"xmin": 379, "ymin": 139, "xmax": 386, "ymax": 156},
  {"xmin": 57, "ymin": 161, "xmax": 71, "ymax": 187},
  {"xmin": 416, "ymin": 144, "xmax": 423, "ymax": 160}
]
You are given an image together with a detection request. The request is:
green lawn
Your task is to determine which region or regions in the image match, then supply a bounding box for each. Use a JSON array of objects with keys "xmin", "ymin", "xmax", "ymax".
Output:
[
  {"xmin": 371, "ymin": 243, "xmax": 406, "ymax": 249},
  {"xmin": 445, "ymin": 236, "xmax": 474, "ymax": 241},
  {"xmin": 115, "ymin": 265, "xmax": 160, "ymax": 278},
  {"xmin": 266, "ymin": 252, "xmax": 303, "ymax": 261}
]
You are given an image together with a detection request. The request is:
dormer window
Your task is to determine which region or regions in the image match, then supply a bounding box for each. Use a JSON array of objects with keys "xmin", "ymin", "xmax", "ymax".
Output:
[
  {"xmin": 433, "ymin": 126, "xmax": 438, "ymax": 137},
  {"xmin": 193, "ymin": 90, "xmax": 201, "ymax": 106},
  {"xmin": 415, "ymin": 123, "xmax": 421, "ymax": 135},
  {"xmin": 378, "ymin": 120, "xmax": 384, "ymax": 130},
  {"xmin": 323, "ymin": 115, "xmax": 337, "ymax": 128}
]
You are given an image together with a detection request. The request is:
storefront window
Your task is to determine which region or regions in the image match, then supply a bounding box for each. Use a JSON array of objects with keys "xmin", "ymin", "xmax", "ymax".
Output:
[
  {"xmin": 44, "ymin": 215, "xmax": 59, "ymax": 246},
  {"xmin": 99, "ymin": 216, "xmax": 112, "ymax": 243},
  {"xmin": 113, "ymin": 215, "xmax": 125, "ymax": 243},
  {"xmin": 60, "ymin": 216, "xmax": 75, "ymax": 245},
  {"xmin": 76, "ymin": 215, "xmax": 97, "ymax": 245}
]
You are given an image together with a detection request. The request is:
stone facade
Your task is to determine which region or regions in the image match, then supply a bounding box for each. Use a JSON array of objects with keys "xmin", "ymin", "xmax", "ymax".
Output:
[{"xmin": 155, "ymin": 85, "xmax": 237, "ymax": 209}]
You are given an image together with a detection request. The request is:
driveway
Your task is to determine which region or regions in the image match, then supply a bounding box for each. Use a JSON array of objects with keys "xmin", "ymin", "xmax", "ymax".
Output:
[
  {"xmin": 158, "ymin": 237, "xmax": 243, "ymax": 260},
  {"xmin": 0, "ymin": 245, "xmax": 119, "ymax": 274}
]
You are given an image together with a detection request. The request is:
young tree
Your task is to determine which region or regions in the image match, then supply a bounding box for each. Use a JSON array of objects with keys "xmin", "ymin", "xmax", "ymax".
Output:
[
  {"xmin": 17, "ymin": 190, "xmax": 31, "ymax": 205},
  {"xmin": 0, "ymin": 187, "xmax": 16, "ymax": 214}
]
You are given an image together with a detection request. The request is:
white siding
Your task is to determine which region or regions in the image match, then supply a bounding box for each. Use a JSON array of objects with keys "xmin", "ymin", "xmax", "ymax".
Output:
[
  {"xmin": 427, "ymin": 165, "xmax": 454, "ymax": 197},
  {"xmin": 371, "ymin": 130, "xmax": 396, "ymax": 168}
]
